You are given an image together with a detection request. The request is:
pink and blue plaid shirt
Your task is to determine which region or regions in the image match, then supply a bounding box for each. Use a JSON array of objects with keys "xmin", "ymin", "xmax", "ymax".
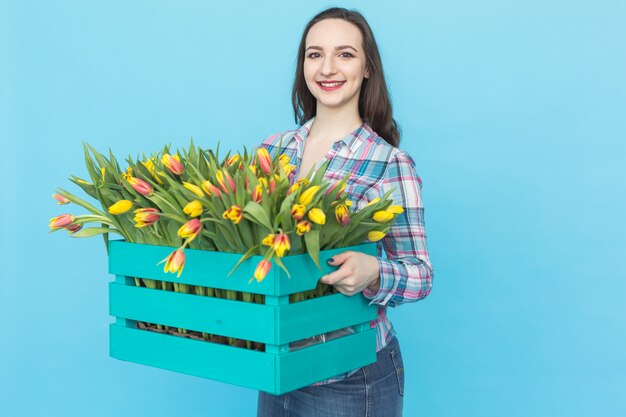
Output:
[{"xmin": 259, "ymin": 116, "xmax": 434, "ymax": 385}]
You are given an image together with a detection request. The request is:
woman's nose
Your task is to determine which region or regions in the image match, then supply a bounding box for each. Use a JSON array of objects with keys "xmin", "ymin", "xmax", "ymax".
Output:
[{"xmin": 320, "ymin": 56, "xmax": 337, "ymax": 75}]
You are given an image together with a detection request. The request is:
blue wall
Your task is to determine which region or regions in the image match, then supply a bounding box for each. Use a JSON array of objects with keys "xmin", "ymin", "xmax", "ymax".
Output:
[{"xmin": 2, "ymin": 1, "xmax": 625, "ymax": 416}]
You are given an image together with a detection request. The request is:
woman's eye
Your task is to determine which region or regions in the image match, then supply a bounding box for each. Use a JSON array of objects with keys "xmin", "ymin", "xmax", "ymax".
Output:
[
  {"xmin": 307, "ymin": 53, "xmax": 321, "ymax": 58},
  {"xmin": 340, "ymin": 52, "xmax": 354, "ymax": 58}
]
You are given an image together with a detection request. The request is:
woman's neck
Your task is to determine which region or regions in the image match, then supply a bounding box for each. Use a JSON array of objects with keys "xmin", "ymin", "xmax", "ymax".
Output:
[{"xmin": 308, "ymin": 105, "xmax": 363, "ymax": 143}]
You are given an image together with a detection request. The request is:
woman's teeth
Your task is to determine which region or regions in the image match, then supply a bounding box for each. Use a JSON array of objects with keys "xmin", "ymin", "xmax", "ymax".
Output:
[{"xmin": 320, "ymin": 81, "xmax": 345, "ymax": 87}]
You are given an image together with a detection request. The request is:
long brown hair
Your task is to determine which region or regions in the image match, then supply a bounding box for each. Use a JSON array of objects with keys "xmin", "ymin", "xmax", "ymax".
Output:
[{"xmin": 291, "ymin": 7, "xmax": 400, "ymax": 147}]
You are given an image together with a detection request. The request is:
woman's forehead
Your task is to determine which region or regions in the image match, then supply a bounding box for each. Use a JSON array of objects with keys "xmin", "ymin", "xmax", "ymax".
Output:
[{"xmin": 306, "ymin": 19, "xmax": 363, "ymax": 51}]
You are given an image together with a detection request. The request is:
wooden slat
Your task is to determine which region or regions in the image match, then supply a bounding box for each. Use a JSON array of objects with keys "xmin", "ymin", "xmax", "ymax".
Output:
[{"xmin": 109, "ymin": 282, "xmax": 276, "ymax": 344}]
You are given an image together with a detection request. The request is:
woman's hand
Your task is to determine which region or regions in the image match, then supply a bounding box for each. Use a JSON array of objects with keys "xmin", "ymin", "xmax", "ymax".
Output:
[{"xmin": 319, "ymin": 251, "xmax": 381, "ymax": 296}]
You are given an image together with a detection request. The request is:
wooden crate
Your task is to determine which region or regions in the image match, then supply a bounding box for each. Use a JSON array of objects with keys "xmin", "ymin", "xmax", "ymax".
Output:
[{"xmin": 108, "ymin": 239, "xmax": 378, "ymax": 394}]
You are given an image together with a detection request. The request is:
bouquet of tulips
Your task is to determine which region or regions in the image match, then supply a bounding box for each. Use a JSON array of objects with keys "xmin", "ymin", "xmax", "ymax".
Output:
[{"xmin": 48, "ymin": 140, "xmax": 403, "ymax": 347}]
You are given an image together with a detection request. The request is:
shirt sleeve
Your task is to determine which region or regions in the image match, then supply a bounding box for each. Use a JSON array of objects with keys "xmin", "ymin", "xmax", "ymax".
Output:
[{"xmin": 361, "ymin": 150, "xmax": 434, "ymax": 307}]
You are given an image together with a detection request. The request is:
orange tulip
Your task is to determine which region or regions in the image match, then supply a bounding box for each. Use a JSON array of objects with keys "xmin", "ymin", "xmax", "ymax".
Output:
[
  {"xmin": 253, "ymin": 259, "xmax": 272, "ymax": 282},
  {"xmin": 296, "ymin": 220, "xmax": 311, "ymax": 235},
  {"xmin": 256, "ymin": 147, "xmax": 272, "ymax": 175},
  {"xmin": 291, "ymin": 204, "xmax": 305, "ymax": 220},
  {"xmin": 201, "ymin": 180, "xmax": 222, "ymax": 198},
  {"xmin": 335, "ymin": 203, "xmax": 351, "ymax": 225},
  {"xmin": 49, "ymin": 214, "xmax": 74, "ymax": 229},
  {"xmin": 52, "ymin": 193, "xmax": 69, "ymax": 205},
  {"xmin": 65, "ymin": 222, "xmax": 83, "ymax": 234},
  {"xmin": 251, "ymin": 183, "xmax": 263, "ymax": 203},
  {"xmin": 127, "ymin": 177, "xmax": 153, "ymax": 196},
  {"xmin": 162, "ymin": 153, "xmax": 184, "ymax": 175},
  {"xmin": 159, "ymin": 249, "xmax": 186, "ymax": 277},
  {"xmin": 216, "ymin": 170, "xmax": 236, "ymax": 193},
  {"xmin": 222, "ymin": 205, "xmax": 243, "ymax": 224},
  {"xmin": 177, "ymin": 218, "xmax": 202, "ymax": 242},
  {"xmin": 273, "ymin": 232, "xmax": 290, "ymax": 257},
  {"xmin": 134, "ymin": 208, "xmax": 160, "ymax": 227}
]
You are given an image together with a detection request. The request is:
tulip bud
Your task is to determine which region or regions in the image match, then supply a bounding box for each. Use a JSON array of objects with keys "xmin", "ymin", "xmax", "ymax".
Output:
[
  {"xmin": 387, "ymin": 205, "xmax": 404, "ymax": 214},
  {"xmin": 162, "ymin": 153, "xmax": 184, "ymax": 175},
  {"xmin": 65, "ymin": 222, "xmax": 83, "ymax": 234},
  {"xmin": 296, "ymin": 220, "xmax": 311, "ymax": 235},
  {"xmin": 291, "ymin": 204, "xmax": 305, "ymax": 220},
  {"xmin": 299, "ymin": 185, "xmax": 320, "ymax": 206},
  {"xmin": 262, "ymin": 233, "xmax": 275, "ymax": 246},
  {"xmin": 368, "ymin": 231, "xmax": 386, "ymax": 242},
  {"xmin": 365, "ymin": 197, "xmax": 381, "ymax": 207},
  {"xmin": 253, "ymin": 259, "xmax": 272, "ymax": 282},
  {"xmin": 177, "ymin": 218, "xmax": 202, "ymax": 242},
  {"xmin": 183, "ymin": 182, "xmax": 204, "ymax": 198},
  {"xmin": 134, "ymin": 208, "xmax": 160, "ymax": 228},
  {"xmin": 49, "ymin": 214, "xmax": 74, "ymax": 229},
  {"xmin": 373, "ymin": 210, "xmax": 394, "ymax": 223},
  {"xmin": 183, "ymin": 200, "xmax": 203, "ymax": 217},
  {"xmin": 159, "ymin": 249, "xmax": 186, "ymax": 277},
  {"xmin": 256, "ymin": 147, "xmax": 272, "ymax": 176},
  {"xmin": 127, "ymin": 177, "xmax": 153, "ymax": 196},
  {"xmin": 307, "ymin": 208, "xmax": 326, "ymax": 225},
  {"xmin": 222, "ymin": 205, "xmax": 243, "ymax": 224},
  {"xmin": 251, "ymin": 184, "xmax": 263, "ymax": 203},
  {"xmin": 108, "ymin": 199, "xmax": 133, "ymax": 215},
  {"xmin": 335, "ymin": 203, "xmax": 351, "ymax": 225},
  {"xmin": 273, "ymin": 232, "xmax": 291, "ymax": 257},
  {"xmin": 201, "ymin": 180, "xmax": 222, "ymax": 198},
  {"xmin": 52, "ymin": 193, "xmax": 70, "ymax": 205}
]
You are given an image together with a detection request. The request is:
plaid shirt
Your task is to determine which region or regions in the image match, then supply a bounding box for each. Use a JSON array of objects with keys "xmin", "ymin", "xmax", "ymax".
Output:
[{"xmin": 259, "ymin": 116, "xmax": 434, "ymax": 386}]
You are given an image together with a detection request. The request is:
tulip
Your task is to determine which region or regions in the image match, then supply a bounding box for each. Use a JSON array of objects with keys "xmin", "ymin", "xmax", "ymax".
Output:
[
  {"xmin": 127, "ymin": 176, "xmax": 153, "ymax": 196},
  {"xmin": 273, "ymin": 232, "xmax": 291, "ymax": 257},
  {"xmin": 256, "ymin": 147, "xmax": 272, "ymax": 175},
  {"xmin": 291, "ymin": 203, "xmax": 305, "ymax": 220},
  {"xmin": 183, "ymin": 182, "xmax": 204, "ymax": 198},
  {"xmin": 307, "ymin": 207, "xmax": 326, "ymax": 225},
  {"xmin": 162, "ymin": 153, "xmax": 184, "ymax": 175},
  {"xmin": 142, "ymin": 158, "xmax": 164, "ymax": 184},
  {"xmin": 258, "ymin": 177, "xmax": 268, "ymax": 189},
  {"xmin": 75, "ymin": 178, "xmax": 92, "ymax": 185},
  {"xmin": 201, "ymin": 180, "xmax": 222, "ymax": 198},
  {"xmin": 177, "ymin": 218, "xmax": 202, "ymax": 242},
  {"xmin": 299, "ymin": 185, "xmax": 320, "ymax": 206},
  {"xmin": 282, "ymin": 163, "xmax": 296, "ymax": 177},
  {"xmin": 335, "ymin": 203, "xmax": 351, "ymax": 225},
  {"xmin": 222, "ymin": 205, "xmax": 243, "ymax": 224},
  {"xmin": 253, "ymin": 259, "xmax": 272, "ymax": 283},
  {"xmin": 100, "ymin": 167, "xmax": 106, "ymax": 182},
  {"xmin": 365, "ymin": 197, "xmax": 381, "ymax": 207},
  {"xmin": 387, "ymin": 205, "xmax": 404, "ymax": 214},
  {"xmin": 52, "ymin": 193, "xmax": 69, "ymax": 205},
  {"xmin": 296, "ymin": 220, "xmax": 311, "ymax": 235},
  {"xmin": 160, "ymin": 249, "xmax": 186, "ymax": 277},
  {"xmin": 134, "ymin": 208, "xmax": 160, "ymax": 228},
  {"xmin": 373, "ymin": 210, "xmax": 394, "ymax": 223},
  {"xmin": 108, "ymin": 199, "xmax": 133, "ymax": 215},
  {"xmin": 278, "ymin": 153, "xmax": 291, "ymax": 166},
  {"xmin": 226, "ymin": 154, "xmax": 240, "ymax": 166},
  {"xmin": 368, "ymin": 231, "xmax": 386, "ymax": 242},
  {"xmin": 262, "ymin": 233, "xmax": 275, "ymax": 246},
  {"xmin": 216, "ymin": 170, "xmax": 236, "ymax": 193},
  {"xmin": 49, "ymin": 214, "xmax": 74, "ymax": 229},
  {"xmin": 183, "ymin": 200, "xmax": 203, "ymax": 217},
  {"xmin": 251, "ymin": 184, "xmax": 263, "ymax": 203}
]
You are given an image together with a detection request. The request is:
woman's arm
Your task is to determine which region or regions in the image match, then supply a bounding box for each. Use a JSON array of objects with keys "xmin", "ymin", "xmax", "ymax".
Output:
[{"xmin": 361, "ymin": 150, "xmax": 434, "ymax": 307}]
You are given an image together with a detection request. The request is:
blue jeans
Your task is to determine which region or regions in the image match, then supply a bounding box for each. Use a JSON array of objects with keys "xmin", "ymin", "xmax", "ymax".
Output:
[{"xmin": 257, "ymin": 336, "xmax": 404, "ymax": 417}]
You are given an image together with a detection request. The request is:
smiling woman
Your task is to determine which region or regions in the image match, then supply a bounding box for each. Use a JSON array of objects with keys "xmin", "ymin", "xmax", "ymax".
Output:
[{"xmin": 256, "ymin": 6, "xmax": 434, "ymax": 417}]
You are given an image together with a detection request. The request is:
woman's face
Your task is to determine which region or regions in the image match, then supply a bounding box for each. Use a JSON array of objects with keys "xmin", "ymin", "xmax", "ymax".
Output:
[{"xmin": 303, "ymin": 18, "xmax": 369, "ymax": 114}]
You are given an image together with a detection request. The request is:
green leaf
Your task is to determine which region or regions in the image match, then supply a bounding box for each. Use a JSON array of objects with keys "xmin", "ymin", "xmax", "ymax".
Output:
[
  {"xmin": 227, "ymin": 244, "xmax": 260, "ymax": 277},
  {"xmin": 304, "ymin": 229, "xmax": 322, "ymax": 271},
  {"xmin": 70, "ymin": 227, "xmax": 118, "ymax": 238},
  {"xmin": 273, "ymin": 256, "xmax": 291, "ymax": 279},
  {"xmin": 243, "ymin": 201, "xmax": 273, "ymax": 232}
]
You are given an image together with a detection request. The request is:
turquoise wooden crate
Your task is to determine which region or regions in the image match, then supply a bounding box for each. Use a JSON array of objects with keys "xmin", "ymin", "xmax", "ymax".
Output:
[{"xmin": 108, "ymin": 239, "xmax": 378, "ymax": 394}]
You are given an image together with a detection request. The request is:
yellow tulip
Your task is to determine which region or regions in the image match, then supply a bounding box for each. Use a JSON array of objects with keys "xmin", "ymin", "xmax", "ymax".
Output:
[
  {"xmin": 366, "ymin": 197, "xmax": 381, "ymax": 207},
  {"xmin": 177, "ymin": 218, "xmax": 202, "ymax": 242},
  {"xmin": 262, "ymin": 233, "xmax": 275, "ymax": 246},
  {"xmin": 273, "ymin": 232, "xmax": 291, "ymax": 257},
  {"xmin": 254, "ymin": 259, "xmax": 272, "ymax": 282},
  {"xmin": 368, "ymin": 231, "xmax": 386, "ymax": 242},
  {"xmin": 373, "ymin": 210, "xmax": 394, "ymax": 223},
  {"xmin": 308, "ymin": 208, "xmax": 326, "ymax": 225},
  {"xmin": 183, "ymin": 182, "xmax": 204, "ymax": 198},
  {"xmin": 108, "ymin": 199, "xmax": 133, "ymax": 215},
  {"xmin": 387, "ymin": 205, "xmax": 404, "ymax": 214},
  {"xmin": 291, "ymin": 203, "xmax": 306, "ymax": 220},
  {"xmin": 159, "ymin": 249, "xmax": 186, "ymax": 277},
  {"xmin": 183, "ymin": 200, "xmax": 203, "ymax": 217},
  {"xmin": 335, "ymin": 203, "xmax": 350, "ymax": 225},
  {"xmin": 299, "ymin": 185, "xmax": 320, "ymax": 206},
  {"xmin": 296, "ymin": 220, "xmax": 311, "ymax": 235}
]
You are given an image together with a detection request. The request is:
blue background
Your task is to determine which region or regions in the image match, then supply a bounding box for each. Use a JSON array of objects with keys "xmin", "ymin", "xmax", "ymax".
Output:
[{"xmin": 2, "ymin": 1, "xmax": 625, "ymax": 416}]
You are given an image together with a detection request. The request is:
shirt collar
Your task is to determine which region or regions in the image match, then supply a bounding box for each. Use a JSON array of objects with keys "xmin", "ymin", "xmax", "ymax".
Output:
[{"xmin": 290, "ymin": 116, "xmax": 371, "ymax": 154}]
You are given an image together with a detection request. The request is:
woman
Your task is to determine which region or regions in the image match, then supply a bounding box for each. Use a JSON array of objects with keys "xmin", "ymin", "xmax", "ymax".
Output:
[{"xmin": 257, "ymin": 7, "xmax": 434, "ymax": 417}]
